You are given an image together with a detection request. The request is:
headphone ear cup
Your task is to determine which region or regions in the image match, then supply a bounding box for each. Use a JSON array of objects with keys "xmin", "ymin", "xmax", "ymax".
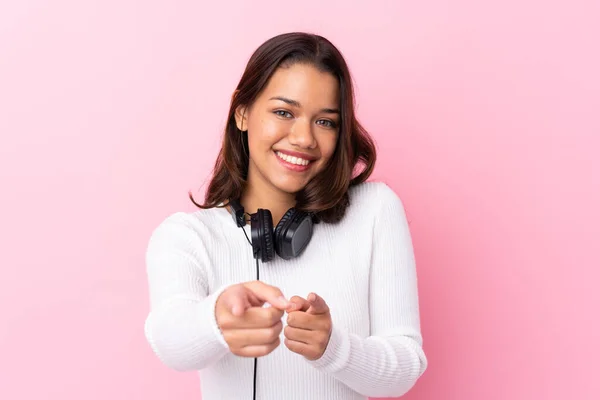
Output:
[
  {"xmin": 258, "ymin": 209, "xmax": 274, "ymax": 262},
  {"xmin": 274, "ymin": 208, "xmax": 295, "ymax": 257},
  {"xmin": 274, "ymin": 208, "xmax": 313, "ymax": 260}
]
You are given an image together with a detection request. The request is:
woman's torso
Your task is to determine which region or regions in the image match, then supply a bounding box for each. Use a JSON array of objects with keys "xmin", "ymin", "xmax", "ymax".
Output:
[{"xmin": 191, "ymin": 182, "xmax": 381, "ymax": 399}]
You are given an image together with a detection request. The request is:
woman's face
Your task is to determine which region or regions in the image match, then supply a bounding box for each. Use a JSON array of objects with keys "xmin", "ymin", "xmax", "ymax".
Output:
[{"xmin": 236, "ymin": 63, "xmax": 340, "ymax": 196}]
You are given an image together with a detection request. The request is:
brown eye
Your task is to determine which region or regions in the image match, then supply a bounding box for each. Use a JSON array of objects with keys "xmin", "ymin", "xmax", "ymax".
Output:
[
  {"xmin": 274, "ymin": 110, "xmax": 293, "ymax": 118},
  {"xmin": 317, "ymin": 119, "xmax": 337, "ymax": 128}
]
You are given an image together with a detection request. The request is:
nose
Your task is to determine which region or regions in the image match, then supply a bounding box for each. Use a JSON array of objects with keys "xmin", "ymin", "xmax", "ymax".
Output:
[{"xmin": 288, "ymin": 120, "xmax": 317, "ymax": 149}]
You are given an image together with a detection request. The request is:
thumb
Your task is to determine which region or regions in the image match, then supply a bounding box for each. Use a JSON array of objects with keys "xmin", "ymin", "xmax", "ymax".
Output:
[
  {"xmin": 229, "ymin": 291, "xmax": 252, "ymax": 317},
  {"xmin": 222, "ymin": 285, "xmax": 260, "ymax": 317},
  {"xmin": 288, "ymin": 295, "xmax": 311, "ymax": 312},
  {"xmin": 243, "ymin": 281, "xmax": 290, "ymax": 310},
  {"xmin": 306, "ymin": 292, "xmax": 329, "ymax": 315}
]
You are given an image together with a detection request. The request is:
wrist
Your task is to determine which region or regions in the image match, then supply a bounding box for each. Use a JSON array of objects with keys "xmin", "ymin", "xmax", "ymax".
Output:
[
  {"xmin": 208, "ymin": 285, "xmax": 232, "ymax": 349},
  {"xmin": 306, "ymin": 325, "xmax": 351, "ymax": 373}
]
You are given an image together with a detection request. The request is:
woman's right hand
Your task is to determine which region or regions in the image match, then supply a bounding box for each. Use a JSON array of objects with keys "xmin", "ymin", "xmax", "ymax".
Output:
[{"xmin": 215, "ymin": 281, "xmax": 291, "ymax": 357}]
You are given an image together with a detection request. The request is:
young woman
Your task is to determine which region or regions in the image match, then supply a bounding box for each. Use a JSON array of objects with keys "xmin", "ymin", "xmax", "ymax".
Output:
[{"xmin": 144, "ymin": 32, "xmax": 427, "ymax": 399}]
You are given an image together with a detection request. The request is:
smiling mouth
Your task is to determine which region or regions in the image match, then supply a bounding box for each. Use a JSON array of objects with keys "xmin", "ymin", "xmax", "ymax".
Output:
[{"xmin": 275, "ymin": 151, "xmax": 313, "ymax": 166}]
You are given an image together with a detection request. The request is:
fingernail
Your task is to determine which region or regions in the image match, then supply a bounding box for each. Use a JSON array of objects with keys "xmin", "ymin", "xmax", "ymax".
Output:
[{"xmin": 308, "ymin": 293, "xmax": 316, "ymax": 302}]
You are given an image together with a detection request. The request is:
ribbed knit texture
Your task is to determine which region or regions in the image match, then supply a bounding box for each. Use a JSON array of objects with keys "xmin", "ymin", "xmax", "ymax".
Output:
[{"xmin": 144, "ymin": 181, "xmax": 427, "ymax": 400}]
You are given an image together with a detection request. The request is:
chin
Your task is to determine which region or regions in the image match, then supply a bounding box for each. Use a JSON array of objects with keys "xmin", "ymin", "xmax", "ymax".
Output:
[{"xmin": 270, "ymin": 177, "xmax": 309, "ymax": 195}]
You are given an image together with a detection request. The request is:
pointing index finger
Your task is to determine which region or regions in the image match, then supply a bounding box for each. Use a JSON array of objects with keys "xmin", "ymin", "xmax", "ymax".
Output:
[
  {"xmin": 220, "ymin": 306, "xmax": 284, "ymax": 330},
  {"xmin": 243, "ymin": 281, "xmax": 290, "ymax": 310}
]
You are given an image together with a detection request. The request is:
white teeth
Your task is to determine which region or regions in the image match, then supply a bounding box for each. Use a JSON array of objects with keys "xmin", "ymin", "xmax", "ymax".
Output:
[{"xmin": 276, "ymin": 151, "xmax": 311, "ymax": 166}]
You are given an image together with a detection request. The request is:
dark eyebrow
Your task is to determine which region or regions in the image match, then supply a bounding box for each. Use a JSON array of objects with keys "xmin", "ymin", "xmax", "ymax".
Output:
[{"xmin": 269, "ymin": 96, "xmax": 339, "ymax": 114}]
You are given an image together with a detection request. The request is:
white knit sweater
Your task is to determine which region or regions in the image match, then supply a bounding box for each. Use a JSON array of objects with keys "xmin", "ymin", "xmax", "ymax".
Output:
[{"xmin": 144, "ymin": 181, "xmax": 427, "ymax": 399}]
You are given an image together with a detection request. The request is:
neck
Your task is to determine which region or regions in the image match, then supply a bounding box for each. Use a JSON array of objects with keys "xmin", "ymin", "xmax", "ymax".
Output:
[{"xmin": 240, "ymin": 172, "xmax": 296, "ymax": 226}]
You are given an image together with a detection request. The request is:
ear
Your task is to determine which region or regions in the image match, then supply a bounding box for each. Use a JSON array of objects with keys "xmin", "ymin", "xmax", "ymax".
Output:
[{"xmin": 234, "ymin": 104, "xmax": 248, "ymax": 132}]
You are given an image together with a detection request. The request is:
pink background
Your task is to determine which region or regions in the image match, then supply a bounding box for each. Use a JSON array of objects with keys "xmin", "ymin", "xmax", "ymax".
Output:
[{"xmin": 1, "ymin": 1, "xmax": 599, "ymax": 399}]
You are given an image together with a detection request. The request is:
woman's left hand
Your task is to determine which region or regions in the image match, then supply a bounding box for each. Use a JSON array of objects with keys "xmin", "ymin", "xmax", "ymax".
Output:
[{"xmin": 284, "ymin": 293, "xmax": 332, "ymax": 361}]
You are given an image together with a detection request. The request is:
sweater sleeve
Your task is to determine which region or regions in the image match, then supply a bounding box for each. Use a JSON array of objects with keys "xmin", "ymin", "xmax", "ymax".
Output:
[
  {"xmin": 307, "ymin": 183, "xmax": 428, "ymax": 398},
  {"xmin": 143, "ymin": 212, "xmax": 230, "ymax": 371}
]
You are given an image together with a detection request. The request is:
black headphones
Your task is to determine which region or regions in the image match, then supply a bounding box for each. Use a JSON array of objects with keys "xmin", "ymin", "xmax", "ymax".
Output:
[{"xmin": 228, "ymin": 199, "xmax": 315, "ymax": 262}]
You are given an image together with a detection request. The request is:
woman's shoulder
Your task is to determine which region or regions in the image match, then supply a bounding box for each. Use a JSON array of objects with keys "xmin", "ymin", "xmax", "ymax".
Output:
[
  {"xmin": 347, "ymin": 180, "xmax": 406, "ymax": 211},
  {"xmin": 342, "ymin": 181, "xmax": 412, "ymax": 245},
  {"xmin": 342, "ymin": 180, "xmax": 410, "ymax": 231},
  {"xmin": 147, "ymin": 206, "xmax": 227, "ymax": 245}
]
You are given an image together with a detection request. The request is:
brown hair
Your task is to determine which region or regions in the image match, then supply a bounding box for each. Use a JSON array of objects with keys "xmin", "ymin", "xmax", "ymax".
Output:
[{"xmin": 190, "ymin": 32, "xmax": 376, "ymax": 223}]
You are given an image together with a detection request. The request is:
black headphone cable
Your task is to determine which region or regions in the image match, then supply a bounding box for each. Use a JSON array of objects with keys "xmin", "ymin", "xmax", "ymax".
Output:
[{"xmin": 241, "ymin": 225, "xmax": 259, "ymax": 400}]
